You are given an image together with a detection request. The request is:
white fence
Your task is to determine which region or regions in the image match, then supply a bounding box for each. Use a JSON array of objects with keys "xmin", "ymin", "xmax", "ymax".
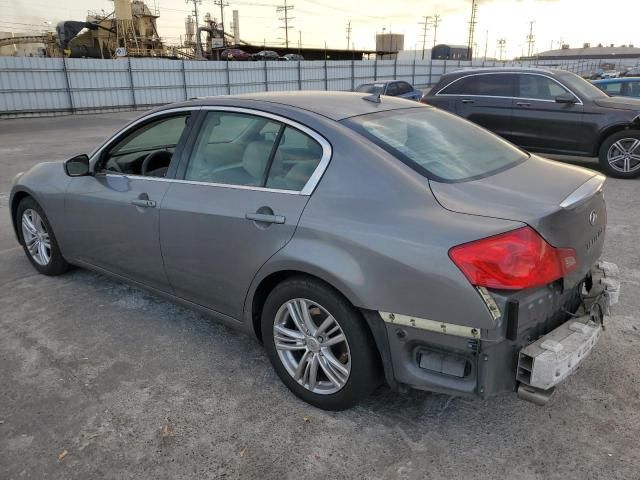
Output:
[{"xmin": 1, "ymin": 55, "xmax": 637, "ymax": 118}]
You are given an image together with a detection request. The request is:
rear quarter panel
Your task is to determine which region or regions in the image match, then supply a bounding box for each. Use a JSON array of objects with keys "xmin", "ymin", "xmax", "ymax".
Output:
[{"xmin": 245, "ymin": 122, "xmax": 524, "ymax": 331}]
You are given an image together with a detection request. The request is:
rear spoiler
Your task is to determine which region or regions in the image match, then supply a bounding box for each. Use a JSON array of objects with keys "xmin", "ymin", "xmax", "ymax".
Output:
[{"xmin": 559, "ymin": 174, "xmax": 606, "ymax": 209}]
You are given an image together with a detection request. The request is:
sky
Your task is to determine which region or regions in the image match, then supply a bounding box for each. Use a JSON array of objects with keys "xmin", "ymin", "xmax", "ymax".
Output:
[{"xmin": 2, "ymin": 0, "xmax": 639, "ymax": 59}]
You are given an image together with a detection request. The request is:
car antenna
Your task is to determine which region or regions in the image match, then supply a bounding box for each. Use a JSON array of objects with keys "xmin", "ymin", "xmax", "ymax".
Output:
[{"xmin": 362, "ymin": 93, "xmax": 381, "ymax": 103}]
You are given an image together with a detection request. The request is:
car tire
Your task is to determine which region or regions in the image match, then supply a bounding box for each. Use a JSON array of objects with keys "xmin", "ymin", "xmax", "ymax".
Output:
[
  {"xmin": 16, "ymin": 196, "xmax": 71, "ymax": 276},
  {"xmin": 261, "ymin": 276, "xmax": 380, "ymax": 410},
  {"xmin": 598, "ymin": 130, "xmax": 640, "ymax": 178}
]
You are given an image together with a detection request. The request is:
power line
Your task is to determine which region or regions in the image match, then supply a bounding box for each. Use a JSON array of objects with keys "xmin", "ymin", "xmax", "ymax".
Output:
[{"xmin": 276, "ymin": 0, "xmax": 294, "ymax": 48}]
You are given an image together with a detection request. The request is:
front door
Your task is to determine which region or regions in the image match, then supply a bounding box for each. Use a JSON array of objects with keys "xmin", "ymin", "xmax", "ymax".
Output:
[
  {"xmin": 63, "ymin": 112, "xmax": 193, "ymax": 292},
  {"xmin": 160, "ymin": 109, "xmax": 329, "ymax": 319},
  {"xmin": 510, "ymin": 73, "xmax": 585, "ymax": 154}
]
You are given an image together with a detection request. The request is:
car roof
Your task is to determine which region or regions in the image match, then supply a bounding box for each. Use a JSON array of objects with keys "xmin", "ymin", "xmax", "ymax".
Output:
[
  {"xmin": 593, "ymin": 77, "xmax": 639, "ymax": 83},
  {"xmin": 152, "ymin": 91, "xmax": 424, "ymax": 121},
  {"xmin": 442, "ymin": 67, "xmax": 566, "ymax": 77}
]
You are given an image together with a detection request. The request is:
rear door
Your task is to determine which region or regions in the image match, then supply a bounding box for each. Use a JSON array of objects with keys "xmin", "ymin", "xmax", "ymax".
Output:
[
  {"xmin": 436, "ymin": 73, "xmax": 516, "ymax": 142},
  {"xmin": 510, "ymin": 73, "xmax": 586, "ymax": 154},
  {"xmin": 159, "ymin": 108, "xmax": 330, "ymax": 319}
]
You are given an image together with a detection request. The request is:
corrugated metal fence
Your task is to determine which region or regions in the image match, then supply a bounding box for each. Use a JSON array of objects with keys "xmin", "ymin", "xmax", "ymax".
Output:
[{"xmin": 0, "ymin": 55, "xmax": 633, "ymax": 118}]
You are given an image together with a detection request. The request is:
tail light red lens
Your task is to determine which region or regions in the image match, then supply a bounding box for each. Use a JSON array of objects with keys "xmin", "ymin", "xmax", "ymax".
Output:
[{"xmin": 449, "ymin": 226, "xmax": 578, "ymax": 290}]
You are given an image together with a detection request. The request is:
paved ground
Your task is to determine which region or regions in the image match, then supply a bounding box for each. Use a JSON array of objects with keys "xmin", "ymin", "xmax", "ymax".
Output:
[{"xmin": 1, "ymin": 112, "xmax": 639, "ymax": 480}]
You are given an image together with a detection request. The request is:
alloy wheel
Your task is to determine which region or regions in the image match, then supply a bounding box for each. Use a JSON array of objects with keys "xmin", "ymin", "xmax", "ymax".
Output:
[
  {"xmin": 273, "ymin": 298, "xmax": 351, "ymax": 395},
  {"xmin": 607, "ymin": 138, "xmax": 640, "ymax": 173},
  {"xmin": 21, "ymin": 209, "xmax": 51, "ymax": 266}
]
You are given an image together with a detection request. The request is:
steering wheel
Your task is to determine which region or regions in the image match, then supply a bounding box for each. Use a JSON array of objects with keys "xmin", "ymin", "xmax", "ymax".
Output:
[{"xmin": 141, "ymin": 150, "xmax": 172, "ymax": 177}]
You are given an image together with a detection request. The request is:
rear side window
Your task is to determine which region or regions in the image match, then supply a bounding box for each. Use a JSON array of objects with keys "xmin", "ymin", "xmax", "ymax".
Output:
[
  {"xmin": 517, "ymin": 74, "xmax": 572, "ymax": 100},
  {"xmin": 630, "ymin": 81, "xmax": 640, "ymax": 97},
  {"xmin": 185, "ymin": 112, "xmax": 282, "ymax": 186},
  {"xmin": 438, "ymin": 74, "xmax": 515, "ymax": 97},
  {"xmin": 265, "ymin": 127, "xmax": 323, "ymax": 191},
  {"xmin": 356, "ymin": 83, "xmax": 385, "ymax": 94},
  {"xmin": 344, "ymin": 108, "xmax": 527, "ymax": 182}
]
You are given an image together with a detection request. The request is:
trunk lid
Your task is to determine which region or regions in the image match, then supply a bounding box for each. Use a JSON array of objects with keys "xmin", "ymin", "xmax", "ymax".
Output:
[{"xmin": 430, "ymin": 156, "xmax": 607, "ymax": 288}]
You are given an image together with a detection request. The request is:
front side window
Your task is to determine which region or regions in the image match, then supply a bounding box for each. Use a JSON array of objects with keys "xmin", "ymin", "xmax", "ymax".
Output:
[
  {"xmin": 397, "ymin": 82, "xmax": 413, "ymax": 94},
  {"xmin": 517, "ymin": 74, "xmax": 572, "ymax": 100},
  {"xmin": 100, "ymin": 114, "xmax": 190, "ymax": 177},
  {"xmin": 185, "ymin": 111, "xmax": 324, "ymax": 191},
  {"xmin": 599, "ymin": 82, "xmax": 623, "ymax": 95},
  {"xmin": 344, "ymin": 108, "xmax": 527, "ymax": 182},
  {"xmin": 439, "ymin": 74, "xmax": 515, "ymax": 97}
]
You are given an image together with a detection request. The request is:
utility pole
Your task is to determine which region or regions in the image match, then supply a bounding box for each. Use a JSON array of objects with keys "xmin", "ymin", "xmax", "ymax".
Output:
[
  {"xmin": 526, "ymin": 20, "xmax": 535, "ymax": 57},
  {"xmin": 186, "ymin": 0, "xmax": 202, "ymax": 56},
  {"xmin": 213, "ymin": 0, "xmax": 229, "ymax": 47},
  {"xmin": 276, "ymin": 0, "xmax": 294, "ymax": 48},
  {"xmin": 418, "ymin": 16, "xmax": 431, "ymax": 60},
  {"xmin": 346, "ymin": 20, "xmax": 352, "ymax": 50},
  {"xmin": 483, "ymin": 29, "xmax": 488, "ymax": 61},
  {"xmin": 467, "ymin": 0, "xmax": 478, "ymax": 60},
  {"xmin": 497, "ymin": 38, "xmax": 506, "ymax": 61},
  {"xmin": 432, "ymin": 14, "xmax": 440, "ymax": 48}
]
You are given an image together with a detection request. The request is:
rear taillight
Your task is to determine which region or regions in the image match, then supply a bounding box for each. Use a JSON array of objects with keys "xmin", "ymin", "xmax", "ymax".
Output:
[{"xmin": 449, "ymin": 226, "xmax": 577, "ymax": 290}]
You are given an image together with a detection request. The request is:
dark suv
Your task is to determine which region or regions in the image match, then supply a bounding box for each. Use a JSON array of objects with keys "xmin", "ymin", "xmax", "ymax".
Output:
[{"xmin": 422, "ymin": 68, "xmax": 640, "ymax": 178}]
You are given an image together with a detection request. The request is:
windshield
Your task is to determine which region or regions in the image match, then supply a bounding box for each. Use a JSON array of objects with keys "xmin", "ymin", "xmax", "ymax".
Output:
[
  {"xmin": 355, "ymin": 83, "xmax": 385, "ymax": 94},
  {"xmin": 557, "ymin": 71, "xmax": 609, "ymax": 99},
  {"xmin": 344, "ymin": 108, "xmax": 528, "ymax": 182}
]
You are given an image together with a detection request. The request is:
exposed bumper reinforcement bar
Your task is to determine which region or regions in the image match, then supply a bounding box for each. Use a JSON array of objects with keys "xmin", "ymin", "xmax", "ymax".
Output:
[{"xmin": 516, "ymin": 260, "xmax": 620, "ymax": 405}]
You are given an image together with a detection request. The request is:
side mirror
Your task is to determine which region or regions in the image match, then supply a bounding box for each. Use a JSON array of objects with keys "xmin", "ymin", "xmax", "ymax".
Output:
[
  {"xmin": 64, "ymin": 154, "xmax": 91, "ymax": 177},
  {"xmin": 555, "ymin": 94, "xmax": 577, "ymax": 104}
]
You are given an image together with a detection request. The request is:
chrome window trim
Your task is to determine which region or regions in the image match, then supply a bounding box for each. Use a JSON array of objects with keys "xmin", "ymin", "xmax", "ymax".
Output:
[
  {"xmin": 101, "ymin": 173, "xmax": 302, "ymax": 195},
  {"xmin": 90, "ymin": 105, "xmax": 333, "ymax": 197},
  {"xmin": 435, "ymin": 71, "xmax": 583, "ymax": 105},
  {"xmin": 88, "ymin": 106, "xmax": 200, "ymax": 164},
  {"xmin": 197, "ymin": 106, "xmax": 332, "ymax": 196}
]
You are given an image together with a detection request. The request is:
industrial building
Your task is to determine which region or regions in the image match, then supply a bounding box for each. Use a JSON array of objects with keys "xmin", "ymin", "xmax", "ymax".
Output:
[
  {"xmin": 536, "ymin": 44, "xmax": 640, "ymax": 60},
  {"xmin": 431, "ymin": 44, "xmax": 472, "ymax": 61}
]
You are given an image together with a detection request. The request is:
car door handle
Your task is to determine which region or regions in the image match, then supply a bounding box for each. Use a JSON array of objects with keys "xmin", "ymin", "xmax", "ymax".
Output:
[
  {"xmin": 245, "ymin": 213, "xmax": 285, "ymax": 224},
  {"xmin": 131, "ymin": 199, "xmax": 157, "ymax": 208},
  {"xmin": 461, "ymin": 99, "xmax": 475, "ymax": 104},
  {"xmin": 516, "ymin": 102, "xmax": 532, "ymax": 107}
]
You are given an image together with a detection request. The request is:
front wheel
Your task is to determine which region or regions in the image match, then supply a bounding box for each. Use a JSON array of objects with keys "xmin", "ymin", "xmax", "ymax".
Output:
[
  {"xmin": 261, "ymin": 277, "xmax": 380, "ymax": 410},
  {"xmin": 598, "ymin": 130, "xmax": 640, "ymax": 178},
  {"xmin": 16, "ymin": 197, "xmax": 71, "ymax": 275}
]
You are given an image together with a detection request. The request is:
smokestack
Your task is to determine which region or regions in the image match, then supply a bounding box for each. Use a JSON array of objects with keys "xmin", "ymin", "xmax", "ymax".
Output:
[{"xmin": 232, "ymin": 10, "xmax": 239, "ymax": 46}]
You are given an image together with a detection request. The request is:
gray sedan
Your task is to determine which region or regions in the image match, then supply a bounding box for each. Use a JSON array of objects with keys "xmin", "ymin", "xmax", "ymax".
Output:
[
  {"xmin": 355, "ymin": 80, "xmax": 423, "ymax": 100},
  {"xmin": 10, "ymin": 92, "xmax": 619, "ymax": 410}
]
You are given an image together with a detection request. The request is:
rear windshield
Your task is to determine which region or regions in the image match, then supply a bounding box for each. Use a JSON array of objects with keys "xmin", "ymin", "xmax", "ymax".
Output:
[
  {"xmin": 356, "ymin": 83, "xmax": 385, "ymax": 94},
  {"xmin": 344, "ymin": 108, "xmax": 527, "ymax": 182}
]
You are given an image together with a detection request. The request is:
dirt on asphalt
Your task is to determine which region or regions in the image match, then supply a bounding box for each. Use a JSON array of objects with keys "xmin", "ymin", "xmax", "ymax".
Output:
[{"xmin": 1, "ymin": 112, "xmax": 639, "ymax": 480}]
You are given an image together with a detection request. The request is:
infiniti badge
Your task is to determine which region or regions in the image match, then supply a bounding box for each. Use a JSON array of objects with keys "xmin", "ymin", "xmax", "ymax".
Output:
[{"xmin": 589, "ymin": 210, "xmax": 598, "ymax": 226}]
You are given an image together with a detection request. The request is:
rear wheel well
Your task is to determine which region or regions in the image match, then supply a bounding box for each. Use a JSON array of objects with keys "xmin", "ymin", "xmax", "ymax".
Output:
[
  {"xmin": 251, "ymin": 271, "xmax": 360, "ymax": 342},
  {"xmin": 10, "ymin": 191, "xmax": 31, "ymax": 243}
]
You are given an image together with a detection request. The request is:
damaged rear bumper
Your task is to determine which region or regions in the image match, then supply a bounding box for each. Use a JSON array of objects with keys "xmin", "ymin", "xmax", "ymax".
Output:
[
  {"xmin": 365, "ymin": 261, "xmax": 620, "ymax": 403},
  {"xmin": 516, "ymin": 261, "xmax": 620, "ymax": 404}
]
